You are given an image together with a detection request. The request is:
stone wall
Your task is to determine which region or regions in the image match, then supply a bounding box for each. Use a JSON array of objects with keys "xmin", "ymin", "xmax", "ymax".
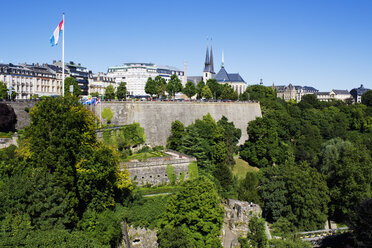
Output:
[
  {"xmin": 93, "ymin": 101, "xmax": 262, "ymax": 146},
  {"xmin": 3, "ymin": 101, "xmax": 35, "ymax": 130},
  {"xmin": 0, "ymin": 135, "xmax": 17, "ymax": 149},
  {"xmin": 121, "ymin": 150, "xmax": 196, "ymax": 186}
]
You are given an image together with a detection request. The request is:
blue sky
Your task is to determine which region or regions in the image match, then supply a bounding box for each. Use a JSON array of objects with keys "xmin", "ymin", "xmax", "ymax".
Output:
[{"xmin": 1, "ymin": 0, "xmax": 372, "ymax": 91}]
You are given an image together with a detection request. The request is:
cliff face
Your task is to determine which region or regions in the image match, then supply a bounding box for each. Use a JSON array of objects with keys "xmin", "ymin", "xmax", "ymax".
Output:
[{"xmin": 94, "ymin": 101, "xmax": 262, "ymax": 146}]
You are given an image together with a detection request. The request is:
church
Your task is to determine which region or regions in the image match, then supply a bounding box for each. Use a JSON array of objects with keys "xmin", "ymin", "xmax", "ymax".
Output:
[{"xmin": 189, "ymin": 43, "xmax": 247, "ymax": 95}]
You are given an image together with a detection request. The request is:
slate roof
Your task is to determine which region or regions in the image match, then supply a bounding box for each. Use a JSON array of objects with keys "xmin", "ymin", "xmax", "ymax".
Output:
[
  {"xmin": 213, "ymin": 67, "xmax": 245, "ymax": 83},
  {"xmin": 351, "ymin": 84, "xmax": 370, "ymax": 96},
  {"xmin": 332, "ymin": 89, "xmax": 349, "ymax": 95}
]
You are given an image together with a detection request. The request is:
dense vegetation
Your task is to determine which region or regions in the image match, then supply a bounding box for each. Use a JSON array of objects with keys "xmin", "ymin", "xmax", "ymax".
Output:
[{"xmin": 0, "ymin": 97, "xmax": 132, "ymax": 247}]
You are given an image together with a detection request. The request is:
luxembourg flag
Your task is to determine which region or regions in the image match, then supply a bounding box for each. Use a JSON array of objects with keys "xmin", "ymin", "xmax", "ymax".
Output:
[{"xmin": 50, "ymin": 19, "xmax": 64, "ymax": 46}]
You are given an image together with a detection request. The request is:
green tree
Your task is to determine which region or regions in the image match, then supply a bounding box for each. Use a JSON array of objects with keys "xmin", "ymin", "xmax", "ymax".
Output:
[
  {"xmin": 91, "ymin": 92, "xmax": 99, "ymax": 97},
  {"xmin": 116, "ymin": 82, "xmax": 127, "ymax": 100},
  {"xmin": 182, "ymin": 81, "xmax": 196, "ymax": 99},
  {"xmin": 319, "ymin": 138, "xmax": 372, "ymax": 222},
  {"xmin": 167, "ymin": 120, "xmax": 186, "ymax": 151},
  {"xmin": 244, "ymin": 85, "xmax": 276, "ymax": 101},
  {"xmin": 196, "ymin": 81, "xmax": 205, "ymax": 99},
  {"xmin": 145, "ymin": 77, "xmax": 157, "ymax": 99},
  {"xmin": 217, "ymin": 116, "xmax": 241, "ymax": 167},
  {"xmin": 101, "ymin": 107, "xmax": 113, "ymax": 124},
  {"xmin": 202, "ymin": 85, "xmax": 213, "ymax": 100},
  {"xmin": 348, "ymin": 198, "xmax": 372, "ymax": 247},
  {"xmin": 206, "ymin": 79, "xmax": 222, "ymax": 99},
  {"xmin": 104, "ymin": 84, "xmax": 115, "ymax": 100},
  {"xmin": 0, "ymin": 81, "xmax": 8, "ymax": 99},
  {"xmin": 246, "ymin": 215, "xmax": 268, "ymax": 248},
  {"xmin": 166, "ymin": 74, "xmax": 183, "ymax": 98},
  {"xmin": 64, "ymin": 77, "xmax": 81, "ymax": 96},
  {"xmin": 361, "ymin": 90, "xmax": 372, "ymax": 106},
  {"xmin": 260, "ymin": 158, "xmax": 329, "ymax": 230},
  {"xmin": 154, "ymin": 76, "xmax": 167, "ymax": 98},
  {"xmin": 158, "ymin": 226, "xmax": 195, "ymax": 248},
  {"xmin": 22, "ymin": 97, "xmax": 131, "ymax": 227},
  {"xmin": 220, "ymin": 83, "xmax": 235, "ymax": 100},
  {"xmin": 159, "ymin": 176, "xmax": 224, "ymax": 247},
  {"xmin": 238, "ymin": 171, "xmax": 261, "ymax": 204}
]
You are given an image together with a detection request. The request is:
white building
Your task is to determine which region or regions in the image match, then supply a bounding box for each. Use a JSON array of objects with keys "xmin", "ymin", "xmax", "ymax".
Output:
[
  {"xmin": 107, "ymin": 63, "xmax": 185, "ymax": 96},
  {"xmin": 89, "ymin": 73, "xmax": 115, "ymax": 96},
  {"xmin": 316, "ymin": 89, "xmax": 352, "ymax": 102},
  {"xmin": 0, "ymin": 63, "xmax": 64, "ymax": 99}
]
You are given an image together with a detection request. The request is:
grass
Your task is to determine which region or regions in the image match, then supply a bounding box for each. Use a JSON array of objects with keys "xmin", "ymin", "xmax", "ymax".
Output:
[
  {"xmin": 121, "ymin": 151, "xmax": 168, "ymax": 162},
  {"xmin": 232, "ymin": 158, "xmax": 259, "ymax": 180},
  {"xmin": 0, "ymin": 132, "xmax": 14, "ymax": 138}
]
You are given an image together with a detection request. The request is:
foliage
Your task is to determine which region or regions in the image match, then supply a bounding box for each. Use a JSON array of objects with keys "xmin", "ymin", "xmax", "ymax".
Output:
[
  {"xmin": 158, "ymin": 226, "xmax": 195, "ymax": 248},
  {"xmin": 188, "ymin": 162, "xmax": 199, "ymax": 180},
  {"xmin": 238, "ymin": 171, "xmax": 261, "ymax": 205},
  {"xmin": 116, "ymin": 82, "xmax": 127, "ymax": 100},
  {"xmin": 0, "ymin": 81, "xmax": 8, "ymax": 99},
  {"xmin": 166, "ymin": 74, "xmax": 183, "ymax": 98},
  {"xmin": 268, "ymin": 238, "xmax": 312, "ymax": 248},
  {"xmin": 158, "ymin": 176, "xmax": 224, "ymax": 247},
  {"xmin": 166, "ymin": 120, "xmax": 186, "ymax": 151},
  {"xmin": 232, "ymin": 158, "xmax": 259, "ymax": 180},
  {"xmin": 64, "ymin": 77, "xmax": 81, "ymax": 96},
  {"xmin": 104, "ymin": 84, "xmax": 116, "ymax": 100},
  {"xmin": 206, "ymin": 79, "xmax": 222, "ymax": 99},
  {"xmin": 244, "ymin": 85, "xmax": 276, "ymax": 101},
  {"xmin": 119, "ymin": 122, "xmax": 145, "ymax": 150},
  {"xmin": 239, "ymin": 215, "xmax": 268, "ymax": 248},
  {"xmin": 319, "ymin": 138, "xmax": 372, "ymax": 222},
  {"xmin": 195, "ymin": 80, "xmax": 205, "ymax": 99},
  {"xmin": 166, "ymin": 164, "xmax": 177, "ymax": 185},
  {"xmin": 91, "ymin": 92, "xmax": 99, "ymax": 97},
  {"xmin": 220, "ymin": 83, "xmax": 236, "ymax": 100},
  {"xmin": 361, "ymin": 90, "xmax": 372, "ymax": 106},
  {"xmin": 0, "ymin": 103, "xmax": 17, "ymax": 132},
  {"xmin": 348, "ymin": 198, "xmax": 372, "ymax": 247},
  {"xmin": 202, "ymin": 85, "xmax": 213, "ymax": 99},
  {"xmin": 260, "ymin": 158, "xmax": 329, "ymax": 231},
  {"xmin": 145, "ymin": 77, "xmax": 157, "ymax": 98},
  {"xmin": 182, "ymin": 81, "xmax": 196, "ymax": 99},
  {"xmin": 101, "ymin": 107, "xmax": 113, "ymax": 123},
  {"xmin": 118, "ymin": 196, "xmax": 169, "ymax": 229},
  {"xmin": 217, "ymin": 116, "xmax": 241, "ymax": 167}
]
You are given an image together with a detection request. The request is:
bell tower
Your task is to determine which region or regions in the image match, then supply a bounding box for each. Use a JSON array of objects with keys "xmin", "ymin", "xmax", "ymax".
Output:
[{"xmin": 203, "ymin": 38, "xmax": 215, "ymax": 82}]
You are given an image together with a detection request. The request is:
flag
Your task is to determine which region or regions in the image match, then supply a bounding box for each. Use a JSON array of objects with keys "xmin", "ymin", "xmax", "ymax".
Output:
[
  {"xmin": 95, "ymin": 97, "xmax": 101, "ymax": 105},
  {"xmin": 50, "ymin": 19, "xmax": 64, "ymax": 46}
]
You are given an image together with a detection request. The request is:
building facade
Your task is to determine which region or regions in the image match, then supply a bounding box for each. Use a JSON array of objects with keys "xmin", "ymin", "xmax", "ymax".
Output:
[
  {"xmin": 0, "ymin": 63, "xmax": 64, "ymax": 99},
  {"xmin": 273, "ymin": 84, "xmax": 318, "ymax": 102},
  {"xmin": 350, "ymin": 84, "xmax": 370, "ymax": 103},
  {"xmin": 107, "ymin": 63, "xmax": 185, "ymax": 96},
  {"xmin": 316, "ymin": 89, "xmax": 352, "ymax": 102},
  {"xmin": 89, "ymin": 73, "xmax": 116, "ymax": 96}
]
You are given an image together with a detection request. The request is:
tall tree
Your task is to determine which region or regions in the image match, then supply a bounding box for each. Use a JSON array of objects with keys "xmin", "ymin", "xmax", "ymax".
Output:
[
  {"xmin": 158, "ymin": 176, "xmax": 224, "ymax": 247},
  {"xmin": 202, "ymin": 85, "xmax": 213, "ymax": 100},
  {"xmin": 206, "ymin": 79, "xmax": 222, "ymax": 99},
  {"xmin": 116, "ymin": 82, "xmax": 127, "ymax": 100},
  {"xmin": 238, "ymin": 171, "xmax": 261, "ymax": 204},
  {"xmin": 166, "ymin": 74, "xmax": 183, "ymax": 98},
  {"xmin": 361, "ymin": 90, "xmax": 372, "ymax": 106},
  {"xmin": 182, "ymin": 81, "xmax": 196, "ymax": 99},
  {"xmin": 348, "ymin": 198, "xmax": 372, "ymax": 247},
  {"xmin": 196, "ymin": 81, "xmax": 205, "ymax": 99},
  {"xmin": 154, "ymin": 76, "xmax": 167, "ymax": 99},
  {"xmin": 217, "ymin": 116, "xmax": 241, "ymax": 167},
  {"xmin": 144, "ymin": 77, "xmax": 157, "ymax": 99},
  {"xmin": 166, "ymin": 120, "xmax": 186, "ymax": 151},
  {"xmin": 260, "ymin": 158, "xmax": 329, "ymax": 230},
  {"xmin": 104, "ymin": 85, "xmax": 115, "ymax": 100},
  {"xmin": 0, "ymin": 82, "xmax": 8, "ymax": 100},
  {"xmin": 64, "ymin": 77, "xmax": 81, "ymax": 96}
]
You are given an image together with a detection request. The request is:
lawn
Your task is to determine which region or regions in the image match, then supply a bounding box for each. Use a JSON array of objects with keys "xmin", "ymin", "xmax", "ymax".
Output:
[
  {"xmin": 232, "ymin": 158, "xmax": 259, "ymax": 180},
  {"xmin": 121, "ymin": 151, "xmax": 168, "ymax": 162}
]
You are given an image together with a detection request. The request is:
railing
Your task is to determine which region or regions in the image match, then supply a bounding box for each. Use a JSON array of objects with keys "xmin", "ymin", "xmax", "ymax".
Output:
[{"xmin": 297, "ymin": 227, "xmax": 350, "ymax": 247}]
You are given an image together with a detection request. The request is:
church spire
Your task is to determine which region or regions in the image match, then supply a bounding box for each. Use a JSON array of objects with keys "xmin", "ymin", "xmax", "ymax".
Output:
[
  {"xmin": 203, "ymin": 38, "xmax": 210, "ymax": 72},
  {"xmin": 210, "ymin": 41, "xmax": 214, "ymax": 73},
  {"xmin": 221, "ymin": 50, "xmax": 224, "ymax": 68}
]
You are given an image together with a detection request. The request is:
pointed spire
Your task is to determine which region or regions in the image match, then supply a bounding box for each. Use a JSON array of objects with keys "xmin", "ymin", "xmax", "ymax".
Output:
[
  {"xmin": 210, "ymin": 39, "xmax": 214, "ymax": 73},
  {"xmin": 221, "ymin": 50, "xmax": 224, "ymax": 68},
  {"xmin": 203, "ymin": 38, "xmax": 210, "ymax": 72}
]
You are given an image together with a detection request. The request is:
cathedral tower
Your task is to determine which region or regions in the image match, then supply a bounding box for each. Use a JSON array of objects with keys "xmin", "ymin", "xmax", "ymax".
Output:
[{"xmin": 203, "ymin": 39, "xmax": 215, "ymax": 82}]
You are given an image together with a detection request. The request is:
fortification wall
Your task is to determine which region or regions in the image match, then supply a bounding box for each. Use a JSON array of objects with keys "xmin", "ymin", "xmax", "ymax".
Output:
[
  {"xmin": 2, "ymin": 101, "xmax": 36, "ymax": 129},
  {"xmin": 121, "ymin": 150, "xmax": 196, "ymax": 186},
  {"xmin": 94, "ymin": 101, "xmax": 261, "ymax": 146}
]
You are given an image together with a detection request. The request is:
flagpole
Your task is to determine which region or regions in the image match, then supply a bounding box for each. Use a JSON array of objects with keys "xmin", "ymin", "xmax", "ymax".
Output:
[{"xmin": 62, "ymin": 13, "xmax": 65, "ymax": 97}]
